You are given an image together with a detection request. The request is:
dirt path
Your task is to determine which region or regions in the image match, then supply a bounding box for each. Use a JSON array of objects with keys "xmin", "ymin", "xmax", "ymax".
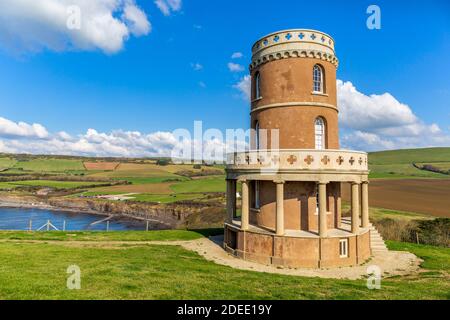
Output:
[{"xmin": 0, "ymin": 236, "xmax": 422, "ymax": 280}]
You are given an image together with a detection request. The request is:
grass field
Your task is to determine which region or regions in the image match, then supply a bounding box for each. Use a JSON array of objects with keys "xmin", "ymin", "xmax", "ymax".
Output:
[
  {"xmin": 0, "ymin": 157, "xmax": 17, "ymax": 170},
  {"xmin": 0, "ymin": 229, "xmax": 221, "ymax": 241},
  {"xmin": 133, "ymin": 193, "xmax": 206, "ymax": 203},
  {"xmin": 12, "ymin": 159, "xmax": 85, "ymax": 172},
  {"xmin": 368, "ymin": 148, "xmax": 450, "ymax": 179},
  {"xmin": 0, "ymin": 180, "xmax": 106, "ymax": 190},
  {"xmin": 369, "ymin": 147, "xmax": 450, "ymax": 165},
  {"xmin": 170, "ymin": 176, "xmax": 226, "ymax": 193},
  {"xmin": 0, "ymin": 230, "xmax": 448, "ymax": 299}
]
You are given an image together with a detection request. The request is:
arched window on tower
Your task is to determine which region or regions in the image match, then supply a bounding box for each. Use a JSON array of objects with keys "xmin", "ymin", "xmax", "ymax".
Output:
[
  {"xmin": 255, "ymin": 72, "xmax": 261, "ymax": 99},
  {"xmin": 313, "ymin": 64, "xmax": 325, "ymax": 93},
  {"xmin": 255, "ymin": 121, "xmax": 260, "ymax": 150},
  {"xmin": 315, "ymin": 117, "xmax": 326, "ymax": 150}
]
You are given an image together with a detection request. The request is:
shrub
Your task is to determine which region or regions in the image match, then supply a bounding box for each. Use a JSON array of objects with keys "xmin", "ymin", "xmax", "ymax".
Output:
[
  {"xmin": 373, "ymin": 218, "xmax": 450, "ymax": 247},
  {"xmin": 156, "ymin": 159, "xmax": 170, "ymax": 166},
  {"xmin": 416, "ymin": 218, "xmax": 450, "ymax": 247}
]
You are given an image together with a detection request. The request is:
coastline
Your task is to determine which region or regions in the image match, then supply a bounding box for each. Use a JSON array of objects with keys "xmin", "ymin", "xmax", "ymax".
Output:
[{"xmin": 0, "ymin": 198, "xmax": 170, "ymax": 230}]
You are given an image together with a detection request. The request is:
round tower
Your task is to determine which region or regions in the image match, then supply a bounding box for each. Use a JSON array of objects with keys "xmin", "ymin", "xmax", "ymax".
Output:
[
  {"xmin": 250, "ymin": 29, "xmax": 339, "ymax": 150},
  {"xmin": 224, "ymin": 29, "xmax": 371, "ymax": 268}
]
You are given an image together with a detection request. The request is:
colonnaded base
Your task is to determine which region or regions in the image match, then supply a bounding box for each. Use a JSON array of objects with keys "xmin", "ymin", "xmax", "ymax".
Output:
[{"xmin": 223, "ymin": 222, "xmax": 371, "ymax": 269}]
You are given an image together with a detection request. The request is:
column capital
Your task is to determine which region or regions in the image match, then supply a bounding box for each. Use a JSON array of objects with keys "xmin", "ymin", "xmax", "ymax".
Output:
[
  {"xmin": 273, "ymin": 179, "xmax": 285, "ymax": 184},
  {"xmin": 238, "ymin": 178, "xmax": 248, "ymax": 183},
  {"xmin": 362, "ymin": 180, "xmax": 370, "ymax": 185},
  {"xmin": 316, "ymin": 181, "xmax": 329, "ymax": 185},
  {"xmin": 351, "ymin": 181, "xmax": 360, "ymax": 186}
]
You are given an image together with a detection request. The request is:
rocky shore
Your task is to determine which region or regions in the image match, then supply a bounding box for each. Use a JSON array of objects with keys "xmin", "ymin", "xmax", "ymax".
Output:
[{"xmin": 0, "ymin": 194, "xmax": 226, "ymax": 229}]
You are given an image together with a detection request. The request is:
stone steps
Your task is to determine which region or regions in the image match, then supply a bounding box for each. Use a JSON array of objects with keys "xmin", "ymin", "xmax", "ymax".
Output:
[{"xmin": 341, "ymin": 217, "xmax": 388, "ymax": 253}]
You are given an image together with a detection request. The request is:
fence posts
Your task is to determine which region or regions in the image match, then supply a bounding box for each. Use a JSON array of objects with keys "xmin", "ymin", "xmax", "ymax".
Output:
[
  {"xmin": 28, "ymin": 220, "xmax": 32, "ymax": 232},
  {"xmin": 146, "ymin": 220, "xmax": 149, "ymax": 232},
  {"xmin": 106, "ymin": 221, "xmax": 110, "ymax": 232},
  {"xmin": 63, "ymin": 220, "xmax": 66, "ymax": 231}
]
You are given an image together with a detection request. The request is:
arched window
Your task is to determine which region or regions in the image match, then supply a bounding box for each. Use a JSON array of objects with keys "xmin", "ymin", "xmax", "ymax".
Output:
[
  {"xmin": 315, "ymin": 117, "xmax": 325, "ymax": 150},
  {"xmin": 255, "ymin": 72, "xmax": 261, "ymax": 99},
  {"xmin": 255, "ymin": 121, "xmax": 260, "ymax": 150},
  {"xmin": 313, "ymin": 64, "xmax": 324, "ymax": 93}
]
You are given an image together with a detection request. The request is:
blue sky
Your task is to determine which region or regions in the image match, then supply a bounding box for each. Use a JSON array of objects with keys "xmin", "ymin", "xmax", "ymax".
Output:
[{"xmin": 0, "ymin": 0, "xmax": 449, "ymax": 156}]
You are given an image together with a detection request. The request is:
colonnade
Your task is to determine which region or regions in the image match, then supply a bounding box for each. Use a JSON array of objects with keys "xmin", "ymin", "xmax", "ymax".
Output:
[{"xmin": 226, "ymin": 179, "xmax": 370, "ymax": 236}]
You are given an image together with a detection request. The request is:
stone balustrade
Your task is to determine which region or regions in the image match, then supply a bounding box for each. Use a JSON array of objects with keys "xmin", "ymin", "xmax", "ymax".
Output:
[{"xmin": 226, "ymin": 149, "xmax": 368, "ymax": 173}]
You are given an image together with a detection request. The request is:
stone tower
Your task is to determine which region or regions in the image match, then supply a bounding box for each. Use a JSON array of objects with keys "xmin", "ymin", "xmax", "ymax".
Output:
[{"xmin": 224, "ymin": 29, "xmax": 371, "ymax": 268}]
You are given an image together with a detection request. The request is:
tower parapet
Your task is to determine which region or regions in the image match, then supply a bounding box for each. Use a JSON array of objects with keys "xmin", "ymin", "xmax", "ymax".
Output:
[{"xmin": 250, "ymin": 29, "xmax": 338, "ymax": 71}]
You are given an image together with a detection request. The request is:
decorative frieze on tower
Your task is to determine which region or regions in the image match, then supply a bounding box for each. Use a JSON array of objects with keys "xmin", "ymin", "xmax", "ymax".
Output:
[{"xmin": 223, "ymin": 29, "xmax": 371, "ymax": 268}]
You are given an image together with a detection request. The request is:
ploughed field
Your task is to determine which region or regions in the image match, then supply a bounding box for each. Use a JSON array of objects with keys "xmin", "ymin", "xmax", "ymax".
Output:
[{"xmin": 342, "ymin": 179, "xmax": 450, "ymax": 218}]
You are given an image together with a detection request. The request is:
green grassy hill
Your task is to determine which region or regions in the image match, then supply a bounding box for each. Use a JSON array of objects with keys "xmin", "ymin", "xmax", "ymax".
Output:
[
  {"xmin": 368, "ymin": 147, "xmax": 450, "ymax": 179},
  {"xmin": 0, "ymin": 230, "xmax": 448, "ymax": 300}
]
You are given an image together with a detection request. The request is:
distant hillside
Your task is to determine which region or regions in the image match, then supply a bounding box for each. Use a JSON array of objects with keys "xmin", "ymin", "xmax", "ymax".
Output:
[
  {"xmin": 369, "ymin": 147, "xmax": 450, "ymax": 165},
  {"xmin": 368, "ymin": 147, "xmax": 450, "ymax": 179}
]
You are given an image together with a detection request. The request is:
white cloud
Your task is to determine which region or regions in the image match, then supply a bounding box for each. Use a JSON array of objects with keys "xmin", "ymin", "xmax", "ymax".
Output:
[
  {"xmin": 228, "ymin": 62, "xmax": 245, "ymax": 72},
  {"xmin": 0, "ymin": 117, "xmax": 49, "ymax": 139},
  {"xmin": 231, "ymin": 76, "xmax": 450, "ymax": 151},
  {"xmin": 191, "ymin": 62, "xmax": 203, "ymax": 71},
  {"xmin": 0, "ymin": 0, "xmax": 151, "ymax": 54},
  {"xmin": 337, "ymin": 80, "xmax": 417, "ymax": 132},
  {"xmin": 233, "ymin": 75, "xmax": 251, "ymax": 100},
  {"xmin": 338, "ymin": 80, "xmax": 450, "ymax": 151},
  {"xmin": 123, "ymin": 2, "xmax": 151, "ymax": 37},
  {"xmin": 0, "ymin": 116, "xmax": 240, "ymax": 160},
  {"xmin": 154, "ymin": 0, "xmax": 182, "ymax": 16},
  {"xmin": 231, "ymin": 52, "xmax": 243, "ymax": 59}
]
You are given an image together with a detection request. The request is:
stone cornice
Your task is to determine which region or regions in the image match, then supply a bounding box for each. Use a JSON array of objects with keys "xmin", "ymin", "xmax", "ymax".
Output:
[
  {"xmin": 250, "ymin": 49, "xmax": 339, "ymax": 71},
  {"xmin": 250, "ymin": 101, "xmax": 338, "ymax": 114}
]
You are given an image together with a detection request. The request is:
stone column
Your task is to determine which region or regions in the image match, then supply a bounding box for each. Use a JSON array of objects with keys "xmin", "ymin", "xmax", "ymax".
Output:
[
  {"xmin": 361, "ymin": 181, "xmax": 369, "ymax": 228},
  {"xmin": 275, "ymin": 180, "xmax": 285, "ymax": 236},
  {"xmin": 226, "ymin": 179, "xmax": 236, "ymax": 223},
  {"xmin": 351, "ymin": 182, "xmax": 360, "ymax": 233},
  {"xmin": 318, "ymin": 182, "xmax": 328, "ymax": 237},
  {"xmin": 241, "ymin": 180, "xmax": 249, "ymax": 231}
]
